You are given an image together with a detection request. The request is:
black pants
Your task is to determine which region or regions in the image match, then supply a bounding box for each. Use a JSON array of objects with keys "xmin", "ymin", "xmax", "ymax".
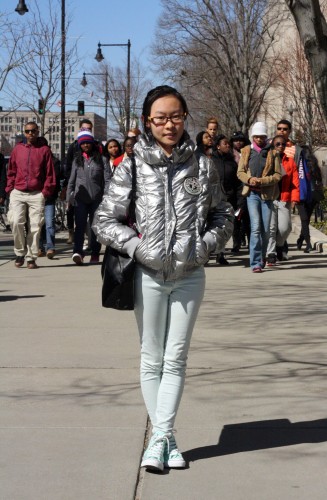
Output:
[{"xmin": 297, "ymin": 201, "xmax": 317, "ymax": 244}]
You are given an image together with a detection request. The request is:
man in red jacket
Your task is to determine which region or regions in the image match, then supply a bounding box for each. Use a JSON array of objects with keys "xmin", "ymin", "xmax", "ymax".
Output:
[{"xmin": 6, "ymin": 122, "xmax": 56, "ymax": 269}]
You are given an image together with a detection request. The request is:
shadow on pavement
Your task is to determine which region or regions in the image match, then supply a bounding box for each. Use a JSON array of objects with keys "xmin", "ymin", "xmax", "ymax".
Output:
[
  {"xmin": 184, "ymin": 418, "xmax": 327, "ymax": 461},
  {"xmin": 0, "ymin": 294, "xmax": 45, "ymax": 302}
]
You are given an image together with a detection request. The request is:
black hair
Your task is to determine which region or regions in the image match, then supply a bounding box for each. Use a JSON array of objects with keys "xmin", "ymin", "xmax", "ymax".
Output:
[
  {"xmin": 301, "ymin": 145, "xmax": 322, "ymax": 181},
  {"xmin": 123, "ymin": 136, "xmax": 137, "ymax": 151},
  {"xmin": 277, "ymin": 119, "xmax": 292, "ymax": 131},
  {"xmin": 196, "ymin": 131, "xmax": 207, "ymax": 146},
  {"xmin": 79, "ymin": 118, "xmax": 93, "ymax": 128},
  {"xmin": 214, "ymin": 134, "xmax": 228, "ymax": 148},
  {"xmin": 74, "ymin": 143, "xmax": 102, "ymax": 167},
  {"xmin": 25, "ymin": 121, "xmax": 39, "ymax": 129},
  {"xmin": 271, "ymin": 134, "xmax": 287, "ymax": 146},
  {"xmin": 103, "ymin": 138, "xmax": 122, "ymax": 159},
  {"xmin": 141, "ymin": 85, "xmax": 189, "ymax": 134}
]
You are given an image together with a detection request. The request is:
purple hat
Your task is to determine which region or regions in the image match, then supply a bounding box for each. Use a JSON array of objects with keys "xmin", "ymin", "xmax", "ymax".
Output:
[{"xmin": 77, "ymin": 130, "xmax": 94, "ymax": 146}]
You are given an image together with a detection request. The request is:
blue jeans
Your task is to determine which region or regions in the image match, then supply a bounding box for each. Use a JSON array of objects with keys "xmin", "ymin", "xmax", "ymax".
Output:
[
  {"xmin": 134, "ymin": 265, "xmax": 205, "ymax": 434},
  {"xmin": 39, "ymin": 202, "xmax": 55, "ymax": 251},
  {"xmin": 247, "ymin": 192, "xmax": 273, "ymax": 269},
  {"xmin": 73, "ymin": 200, "xmax": 101, "ymax": 257}
]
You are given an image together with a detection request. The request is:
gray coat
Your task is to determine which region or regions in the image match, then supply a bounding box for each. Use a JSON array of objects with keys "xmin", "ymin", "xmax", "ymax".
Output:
[
  {"xmin": 67, "ymin": 155, "xmax": 111, "ymax": 205},
  {"xmin": 93, "ymin": 135, "xmax": 234, "ymax": 280}
]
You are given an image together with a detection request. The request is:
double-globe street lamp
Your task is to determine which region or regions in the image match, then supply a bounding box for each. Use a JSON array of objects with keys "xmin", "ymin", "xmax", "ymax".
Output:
[
  {"xmin": 15, "ymin": 0, "xmax": 66, "ymax": 163},
  {"xmin": 95, "ymin": 40, "xmax": 131, "ymax": 133},
  {"xmin": 81, "ymin": 71, "xmax": 109, "ymax": 137}
]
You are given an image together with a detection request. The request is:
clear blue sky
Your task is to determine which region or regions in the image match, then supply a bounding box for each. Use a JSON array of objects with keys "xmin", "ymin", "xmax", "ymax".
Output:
[
  {"xmin": 4, "ymin": 0, "xmax": 164, "ymax": 112},
  {"xmin": 68, "ymin": 0, "xmax": 163, "ymax": 73}
]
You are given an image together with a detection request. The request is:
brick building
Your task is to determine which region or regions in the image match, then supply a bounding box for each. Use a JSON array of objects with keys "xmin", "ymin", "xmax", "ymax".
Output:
[{"xmin": 0, "ymin": 109, "xmax": 106, "ymax": 158}]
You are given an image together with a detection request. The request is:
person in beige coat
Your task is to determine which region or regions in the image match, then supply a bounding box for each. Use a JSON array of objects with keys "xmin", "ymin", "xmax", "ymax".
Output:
[{"xmin": 237, "ymin": 122, "xmax": 282, "ymax": 272}]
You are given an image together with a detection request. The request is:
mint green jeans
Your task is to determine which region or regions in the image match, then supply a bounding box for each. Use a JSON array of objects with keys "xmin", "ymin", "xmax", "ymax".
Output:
[{"xmin": 134, "ymin": 265, "xmax": 205, "ymax": 434}]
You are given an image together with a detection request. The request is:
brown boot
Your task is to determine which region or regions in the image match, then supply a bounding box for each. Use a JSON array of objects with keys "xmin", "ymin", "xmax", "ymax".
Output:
[{"xmin": 67, "ymin": 229, "xmax": 74, "ymax": 244}]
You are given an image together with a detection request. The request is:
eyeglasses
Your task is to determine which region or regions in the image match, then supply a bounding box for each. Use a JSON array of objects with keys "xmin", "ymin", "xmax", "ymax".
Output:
[
  {"xmin": 25, "ymin": 129, "xmax": 38, "ymax": 134},
  {"xmin": 277, "ymin": 127, "xmax": 289, "ymax": 131},
  {"xmin": 148, "ymin": 114, "xmax": 186, "ymax": 126},
  {"xmin": 274, "ymin": 142, "xmax": 286, "ymax": 147}
]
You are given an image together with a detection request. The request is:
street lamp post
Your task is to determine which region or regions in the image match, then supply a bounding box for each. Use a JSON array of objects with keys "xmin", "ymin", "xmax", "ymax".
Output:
[
  {"xmin": 95, "ymin": 40, "xmax": 131, "ymax": 133},
  {"xmin": 81, "ymin": 70, "xmax": 109, "ymax": 137},
  {"xmin": 60, "ymin": 0, "xmax": 66, "ymax": 163},
  {"xmin": 15, "ymin": 0, "xmax": 28, "ymax": 15},
  {"xmin": 16, "ymin": 0, "xmax": 66, "ymax": 162}
]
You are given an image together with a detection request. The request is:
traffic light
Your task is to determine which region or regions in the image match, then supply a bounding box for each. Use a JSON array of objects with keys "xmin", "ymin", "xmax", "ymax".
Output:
[
  {"xmin": 78, "ymin": 100, "xmax": 85, "ymax": 116},
  {"xmin": 38, "ymin": 99, "xmax": 45, "ymax": 115}
]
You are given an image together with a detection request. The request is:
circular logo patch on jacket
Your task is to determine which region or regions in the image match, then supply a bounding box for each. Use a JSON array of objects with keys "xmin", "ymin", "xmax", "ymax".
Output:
[{"xmin": 184, "ymin": 177, "xmax": 202, "ymax": 195}]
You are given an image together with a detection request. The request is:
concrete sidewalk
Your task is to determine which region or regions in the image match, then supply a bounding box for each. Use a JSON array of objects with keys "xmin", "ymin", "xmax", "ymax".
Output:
[{"xmin": 1, "ymin": 221, "xmax": 327, "ymax": 500}]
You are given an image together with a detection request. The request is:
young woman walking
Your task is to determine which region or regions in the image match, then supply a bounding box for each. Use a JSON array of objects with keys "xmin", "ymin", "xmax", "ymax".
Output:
[{"xmin": 94, "ymin": 86, "xmax": 233, "ymax": 472}]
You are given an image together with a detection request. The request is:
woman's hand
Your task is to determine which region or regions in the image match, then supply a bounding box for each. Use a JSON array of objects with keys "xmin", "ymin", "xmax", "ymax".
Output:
[{"xmin": 249, "ymin": 177, "xmax": 261, "ymax": 186}]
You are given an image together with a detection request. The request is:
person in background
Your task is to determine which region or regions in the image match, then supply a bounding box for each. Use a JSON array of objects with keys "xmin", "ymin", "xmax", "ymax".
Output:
[
  {"xmin": 38, "ymin": 138, "xmax": 62, "ymax": 259},
  {"xmin": 103, "ymin": 138, "xmax": 122, "ymax": 174},
  {"xmin": 127, "ymin": 127, "xmax": 142, "ymax": 140},
  {"xmin": 266, "ymin": 135, "xmax": 300, "ymax": 266},
  {"xmin": 64, "ymin": 118, "xmax": 102, "ymax": 244},
  {"xmin": 67, "ymin": 130, "xmax": 111, "ymax": 265},
  {"xmin": 212, "ymin": 134, "xmax": 243, "ymax": 263},
  {"xmin": 206, "ymin": 116, "xmax": 219, "ymax": 140},
  {"xmin": 195, "ymin": 130, "xmax": 214, "ymax": 158},
  {"xmin": 93, "ymin": 85, "xmax": 233, "ymax": 472},
  {"xmin": 230, "ymin": 131, "xmax": 247, "ymax": 163},
  {"xmin": 5, "ymin": 122, "xmax": 56, "ymax": 269},
  {"xmin": 230, "ymin": 131, "xmax": 250, "ymax": 248},
  {"xmin": 237, "ymin": 122, "xmax": 282, "ymax": 273},
  {"xmin": 113, "ymin": 136, "xmax": 137, "ymax": 169},
  {"xmin": 296, "ymin": 145, "xmax": 322, "ymax": 253}
]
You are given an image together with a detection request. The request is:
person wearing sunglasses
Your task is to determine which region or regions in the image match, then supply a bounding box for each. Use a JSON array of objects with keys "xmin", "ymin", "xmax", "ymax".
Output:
[
  {"xmin": 266, "ymin": 136, "xmax": 300, "ymax": 266},
  {"xmin": 5, "ymin": 122, "xmax": 56, "ymax": 269}
]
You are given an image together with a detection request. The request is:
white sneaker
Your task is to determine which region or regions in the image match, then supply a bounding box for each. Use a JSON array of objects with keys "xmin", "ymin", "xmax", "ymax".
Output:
[
  {"xmin": 164, "ymin": 432, "xmax": 186, "ymax": 468},
  {"xmin": 141, "ymin": 432, "xmax": 166, "ymax": 472},
  {"xmin": 72, "ymin": 253, "xmax": 83, "ymax": 265}
]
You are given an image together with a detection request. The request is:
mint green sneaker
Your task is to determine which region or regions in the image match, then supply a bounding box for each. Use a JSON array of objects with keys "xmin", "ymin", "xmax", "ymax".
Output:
[
  {"xmin": 164, "ymin": 433, "xmax": 186, "ymax": 468},
  {"xmin": 141, "ymin": 432, "xmax": 167, "ymax": 471}
]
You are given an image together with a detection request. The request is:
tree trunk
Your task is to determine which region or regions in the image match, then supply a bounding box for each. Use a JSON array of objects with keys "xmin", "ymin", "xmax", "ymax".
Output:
[{"xmin": 285, "ymin": 0, "xmax": 327, "ymax": 122}]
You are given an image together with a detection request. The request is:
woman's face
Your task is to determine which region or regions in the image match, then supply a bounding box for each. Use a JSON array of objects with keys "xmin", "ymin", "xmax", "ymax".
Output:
[
  {"xmin": 146, "ymin": 95, "xmax": 185, "ymax": 156},
  {"xmin": 202, "ymin": 132, "xmax": 213, "ymax": 147},
  {"xmin": 252, "ymin": 135, "xmax": 267, "ymax": 147},
  {"xmin": 233, "ymin": 139, "xmax": 245, "ymax": 151},
  {"xmin": 217, "ymin": 138, "xmax": 230, "ymax": 154},
  {"xmin": 124, "ymin": 138, "xmax": 135, "ymax": 157},
  {"xmin": 107, "ymin": 141, "xmax": 120, "ymax": 159},
  {"xmin": 80, "ymin": 142, "xmax": 93, "ymax": 154},
  {"xmin": 273, "ymin": 138, "xmax": 286, "ymax": 153}
]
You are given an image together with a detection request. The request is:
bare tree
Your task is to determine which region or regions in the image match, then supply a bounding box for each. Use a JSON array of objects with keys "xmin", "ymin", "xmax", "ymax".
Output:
[
  {"xmin": 152, "ymin": 0, "xmax": 284, "ymax": 134},
  {"xmin": 0, "ymin": 13, "xmax": 33, "ymax": 95},
  {"xmin": 5, "ymin": 0, "xmax": 77, "ymax": 135},
  {"xmin": 85, "ymin": 59, "xmax": 153, "ymax": 138},
  {"xmin": 285, "ymin": 0, "xmax": 327, "ymax": 122},
  {"xmin": 278, "ymin": 35, "xmax": 327, "ymax": 146}
]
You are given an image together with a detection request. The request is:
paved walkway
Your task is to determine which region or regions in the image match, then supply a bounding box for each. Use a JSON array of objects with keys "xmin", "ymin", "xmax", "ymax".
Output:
[{"xmin": 1, "ymin": 218, "xmax": 327, "ymax": 500}]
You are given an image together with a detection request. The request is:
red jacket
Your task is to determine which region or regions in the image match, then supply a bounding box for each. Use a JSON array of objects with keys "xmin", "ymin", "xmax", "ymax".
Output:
[
  {"xmin": 6, "ymin": 141, "xmax": 56, "ymax": 198},
  {"xmin": 280, "ymin": 155, "xmax": 300, "ymax": 203}
]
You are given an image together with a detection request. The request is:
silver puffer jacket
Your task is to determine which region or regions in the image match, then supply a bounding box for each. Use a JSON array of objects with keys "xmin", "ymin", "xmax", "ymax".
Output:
[{"xmin": 93, "ymin": 134, "xmax": 234, "ymax": 281}]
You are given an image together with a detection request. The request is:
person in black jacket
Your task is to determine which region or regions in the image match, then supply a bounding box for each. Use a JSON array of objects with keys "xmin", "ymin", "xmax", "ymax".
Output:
[{"xmin": 212, "ymin": 135, "xmax": 243, "ymax": 264}]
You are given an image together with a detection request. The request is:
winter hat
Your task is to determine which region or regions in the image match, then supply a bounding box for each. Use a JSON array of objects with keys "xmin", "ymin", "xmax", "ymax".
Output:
[
  {"xmin": 77, "ymin": 130, "xmax": 94, "ymax": 146},
  {"xmin": 231, "ymin": 131, "xmax": 247, "ymax": 142},
  {"xmin": 251, "ymin": 122, "xmax": 267, "ymax": 139}
]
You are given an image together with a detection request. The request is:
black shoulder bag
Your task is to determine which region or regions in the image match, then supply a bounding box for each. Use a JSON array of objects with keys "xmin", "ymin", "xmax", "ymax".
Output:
[{"xmin": 101, "ymin": 157, "xmax": 137, "ymax": 310}]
